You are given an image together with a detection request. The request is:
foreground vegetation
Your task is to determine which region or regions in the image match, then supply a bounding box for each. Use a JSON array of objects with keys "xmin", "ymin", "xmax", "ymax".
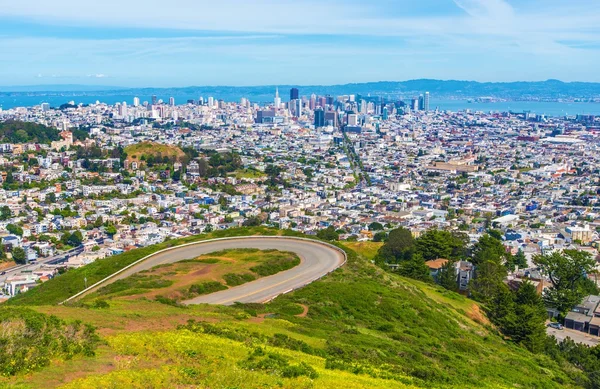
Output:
[
  {"xmin": 82, "ymin": 248, "xmax": 300, "ymax": 302},
  {"xmin": 1, "ymin": 228, "xmax": 598, "ymax": 388}
]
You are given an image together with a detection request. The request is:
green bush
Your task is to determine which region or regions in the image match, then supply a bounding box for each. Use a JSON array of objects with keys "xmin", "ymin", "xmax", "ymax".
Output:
[
  {"xmin": 0, "ymin": 307, "xmax": 99, "ymax": 376},
  {"xmin": 223, "ymin": 273, "xmax": 256, "ymax": 286},
  {"xmin": 187, "ymin": 281, "xmax": 227, "ymax": 297}
]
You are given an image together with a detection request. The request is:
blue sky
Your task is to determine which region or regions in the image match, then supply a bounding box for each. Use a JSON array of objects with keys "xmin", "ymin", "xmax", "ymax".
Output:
[{"xmin": 1, "ymin": 0, "xmax": 600, "ymax": 87}]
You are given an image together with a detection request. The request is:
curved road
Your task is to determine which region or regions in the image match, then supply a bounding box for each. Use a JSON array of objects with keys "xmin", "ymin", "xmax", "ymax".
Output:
[{"xmin": 71, "ymin": 237, "xmax": 345, "ymax": 306}]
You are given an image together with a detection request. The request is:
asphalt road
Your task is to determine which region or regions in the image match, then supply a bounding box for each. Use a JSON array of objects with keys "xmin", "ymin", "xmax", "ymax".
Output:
[
  {"xmin": 76, "ymin": 237, "xmax": 345, "ymax": 305},
  {"xmin": 0, "ymin": 246, "xmax": 83, "ymax": 284},
  {"xmin": 547, "ymin": 326, "xmax": 599, "ymax": 346}
]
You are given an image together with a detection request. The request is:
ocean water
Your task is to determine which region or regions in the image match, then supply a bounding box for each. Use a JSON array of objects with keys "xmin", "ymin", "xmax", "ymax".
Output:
[{"xmin": 1, "ymin": 94, "xmax": 599, "ymax": 117}]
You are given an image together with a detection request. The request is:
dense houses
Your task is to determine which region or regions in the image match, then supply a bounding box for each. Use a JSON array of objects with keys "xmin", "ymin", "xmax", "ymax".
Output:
[{"xmin": 1, "ymin": 93, "xmax": 599, "ymax": 309}]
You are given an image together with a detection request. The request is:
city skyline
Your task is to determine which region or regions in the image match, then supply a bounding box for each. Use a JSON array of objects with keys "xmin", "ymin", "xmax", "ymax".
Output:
[{"xmin": 1, "ymin": 0, "xmax": 600, "ymax": 87}]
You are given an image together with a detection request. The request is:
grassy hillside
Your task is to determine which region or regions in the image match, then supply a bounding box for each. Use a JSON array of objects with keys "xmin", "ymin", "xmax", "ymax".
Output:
[
  {"xmin": 124, "ymin": 142, "xmax": 185, "ymax": 161},
  {"xmin": 0, "ymin": 229, "xmax": 589, "ymax": 388}
]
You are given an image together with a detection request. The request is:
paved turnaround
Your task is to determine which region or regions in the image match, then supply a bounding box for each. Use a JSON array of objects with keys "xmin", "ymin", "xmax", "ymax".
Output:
[{"xmin": 71, "ymin": 237, "xmax": 345, "ymax": 306}]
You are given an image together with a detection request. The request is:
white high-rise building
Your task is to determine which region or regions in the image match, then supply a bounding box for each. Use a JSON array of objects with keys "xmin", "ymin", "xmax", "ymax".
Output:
[
  {"xmin": 208, "ymin": 97, "xmax": 214, "ymax": 108},
  {"xmin": 169, "ymin": 97, "xmax": 175, "ymax": 106},
  {"xmin": 133, "ymin": 97, "xmax": 140, "ymax": 107},
  {"xmin": 274, "ymin": 87, "xmax": 281, "ymax": 109},
  {"xmin": 424, "ymin": 92, "xmax": 430, "ymax": 112}
]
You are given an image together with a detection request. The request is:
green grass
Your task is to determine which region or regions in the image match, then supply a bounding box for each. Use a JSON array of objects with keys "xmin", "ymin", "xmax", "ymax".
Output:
[
  {"xmin": 230, "ymin": 168, "xmax": 267, "ymax": 179},
  {"xmin": 249, "ymin": 252, "xmax": 300, "ymax": 276},
  {"xmin": 0, "ymin": 229, "xmax": 591, "ymax": 388},
  {"xmin": 223, "ymin": 272, "xmax": 256, "ymax": 286}
]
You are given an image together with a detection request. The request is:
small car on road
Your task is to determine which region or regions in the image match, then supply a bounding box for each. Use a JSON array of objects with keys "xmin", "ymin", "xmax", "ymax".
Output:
[{"xmin": 547, "ymin": 322, "xmax": 564, "ymax": 330}]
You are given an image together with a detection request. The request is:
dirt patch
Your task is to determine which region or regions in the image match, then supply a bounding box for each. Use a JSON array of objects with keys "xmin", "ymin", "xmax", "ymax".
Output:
[
  {"xmin": 467, "ymin": 304, "xmax": 490, "ymax": 326},
  {"xmin": 0, "ymin": 261, "xmax": 16, "ymax": 271},
  {"xmin": 296, "ymin": 304, "xmax": 309, "ymax": 318}
]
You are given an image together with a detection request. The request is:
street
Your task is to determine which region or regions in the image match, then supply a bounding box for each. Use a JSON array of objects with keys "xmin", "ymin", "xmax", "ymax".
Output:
[
  {"xmin": 0, "ymin": 246, "xmax": 83, "ymax": 284},
  {"xmin": 547, "ymin": 327, "xmax": 599, "ymax": 346}
]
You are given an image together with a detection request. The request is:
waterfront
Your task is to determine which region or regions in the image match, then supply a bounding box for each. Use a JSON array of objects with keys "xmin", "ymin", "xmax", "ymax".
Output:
[{"xmin": 1, "ymin": 94, "xmax": 600, "ymax": 117}]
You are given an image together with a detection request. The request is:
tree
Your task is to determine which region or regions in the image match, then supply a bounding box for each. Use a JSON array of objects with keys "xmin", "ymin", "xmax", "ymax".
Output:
[
  {"xmin": 242, "ymin": 216, "xmax": 262, "ymax": 227},
  {"xmin": 0, "ymin": 205, "xmax": 11, "ymax": 221},
  {"xmin": 512, "ymin": 281, "xmax": 547, "ymax": 353},
  {"xmin": 376, "ymin": 227, "xmax": 415, "ymax": 264},
  {"xmin": 368, "ymin": 222, "xmax": 384, "ymax": 231},
  {"xmin": 12, "ymin": 247, "xmax": 26, "ymax": 265},
  {"xmin": 470, "ymin": 260, "xmax": 508, "ymax": 304},
  {"xmin": 415, "ymin": 229, "xmax": 467, "ymax": 261},
  {"xmin": 105, "ymin": 225, "xmax": 117, "ymax": 236},
  {"xmin": 6, "ymin": 224, "xmax": 23, "ymax": 237},
  {"xmin": 397, "ymin": 253, "xmax": 432, "ymax": 282},
  {"xmin": 204, "ymin": 224, "xmax": 213, "ymax": 233},
  {"xmin": 67, "ymin": 230, "xmax": 83, "ymax": 246},
  {"xmin": 317, "ymin": 226, "xmax": 339, "ymax": 241},
  {"xmin": 472, "ymin": 234, "xmax": 508, "ymax": 266},
  {"xmin": 373, "ymin": 231, "xmax": 388, "ymax": 242},
  {"xmin": 533, "ymin": 250, "xmax": 599, "ymax": 314},
  {"xmin": 438, "ymin": 260, "xmax": 458, "ymax": 291},
  {"xmin": 514, "ymin": 249, "xmax": 528, "ymax": 269}
]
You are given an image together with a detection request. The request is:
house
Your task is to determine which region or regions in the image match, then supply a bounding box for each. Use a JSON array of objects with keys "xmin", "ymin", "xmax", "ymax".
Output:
[
  {"xmin": 425, "ymin": 258, "xmax": 449, "ymax": 280},
  {"xmin": 564, "ymin": 295, "xmax": 600, "ymax": 335}
]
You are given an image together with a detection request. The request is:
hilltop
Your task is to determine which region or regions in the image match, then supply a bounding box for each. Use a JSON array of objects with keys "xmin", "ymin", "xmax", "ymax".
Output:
[
  {"xmin": 3, "ymin": 79, "xmax": 600, "ymax": 100},
  {"xmin": 0, "ymin": 120, "xmax": 60, "ymax": 144},
  {"xmin": 124, "ymin": 142, "xmax": 186, "ymax": 162},
  {"xmin": 0, "ymin": 228, "xmax": 589, "ymax": 388}
]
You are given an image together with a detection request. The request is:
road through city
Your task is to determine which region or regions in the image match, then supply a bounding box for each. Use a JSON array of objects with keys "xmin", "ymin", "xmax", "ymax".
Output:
[{"xmin": 69, "ymin": 237, "xmax": 346, "ymax": 305}]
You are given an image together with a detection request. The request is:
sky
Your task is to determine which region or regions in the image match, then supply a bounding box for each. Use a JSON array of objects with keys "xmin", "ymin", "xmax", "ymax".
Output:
[{"xmin": 1, "ymin": 0, "xmax": 600, "ymax": 87}]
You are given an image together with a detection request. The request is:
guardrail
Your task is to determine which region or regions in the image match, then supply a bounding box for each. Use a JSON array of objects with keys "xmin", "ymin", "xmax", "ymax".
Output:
[{"xmin": 60, "ymin": 236, "xmax": 347, "ymax": 305}]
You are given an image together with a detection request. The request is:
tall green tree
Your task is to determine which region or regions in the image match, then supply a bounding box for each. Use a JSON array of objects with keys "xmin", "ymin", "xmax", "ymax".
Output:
[
  {"xmin": 376, "ymin": 227, "xmax": 415, "ymax": 264},
  {"xmin": 470, "ymin": 260, "xmax": 508, "ymax": 304},
  {"xmin": 11, "ymin": 247, "xmax": 27, "ymax": 265},
  {"xmin": 397, "ymin": 253, "xmax": 432, "ymax": 282},
  {"xmin": 438, "ymin": 260, "xmax": 458, "ymax": 291},
  {"xmin": 415, "ymin": 229, "xmax": 467, "ymax": 261},
  {"xmin": 533, "ymin": 250, "xmax": 599, "ymax": 314},
  {"xmin": 512, "ymin": 281, "xmax": 548, "ymax": 353},
  {"xmin": 472, "ymin": 234, "xmax": 509, "ymax": 266}
]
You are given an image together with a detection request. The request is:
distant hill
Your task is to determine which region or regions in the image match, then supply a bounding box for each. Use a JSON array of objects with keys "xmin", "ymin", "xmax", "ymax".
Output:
[
  {"xmin": 2, "ymin": 79, "xmax": 600, "ymax": 100},
  {"xmin": 0, "ymin": 120, "xmax": 59, "ymax": 144}
]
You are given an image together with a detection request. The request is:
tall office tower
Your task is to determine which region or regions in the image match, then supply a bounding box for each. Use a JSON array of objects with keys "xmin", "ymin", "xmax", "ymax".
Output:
[
  {"xmin": 309, "ymin": 94, "xmax": 316, "ymax": 110},
  {"xmin": 208, "ymin": 97, "xmax": 214, "ymax": 108},
  {"xmin": 411, "ymin": 98, "xmax": 419, "ymax": 111},
  {"xmin": 240, "ymin": 97, "xmax": 247, "ymax": 106},
  {"xmin": 349, "ymin": 95, "xmax": 355, "ymax": 102},
  {"xmin": 151, "ymin": 95, "xmax": 157, "ymax": 105},
  {"xmin": 122, "ymin": 102, "xmax": 127, "ymax": 117},
  {"xmin": 295, "ymin": 99, "xmax": 302, "ymax": 117},
  {"xmin": 325, "ymin": 95, "xmax": 334, "ymax": 105},
  {"xmin": 199, "ymin": 97, "xmax": 204, "ymax": 105},
  {"xmin": 418, "ymin": 95, "xmax": 425, "ymax": 111},
  {"xmin": 274, "ymin": 87, "xmax": 281, "ymax": 109},
  {"xmin": 133, "ymin": 97, "xmax": 140, "ymax": 107},
  {"xmin": 314, "ymin": 108, "xmax": 325, "ymax": 127},
  {"xmin": 290, "ymin": 88, "xmax": 299, "ymax": 101},
  {"xmin": 40, "ymin": 103, "xmax": 50, "ymax": 111},
  {"xmin": 169, "ymin": 97, "xmax": 175, "ymax": 106},
  {"xmin": 424, "ymin": 92, "xmax": 430, "ymax": 112},
  {"xmin": 318, "ymin": 96, "xmax": 327, "ymax": 107},
  {"xmin": 347, "ymin": 112, "xmax": 358, "ymax": 126},
  {"xmin": 382, "ymin": 107, "xmax": 389, "ymax": 120}
]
